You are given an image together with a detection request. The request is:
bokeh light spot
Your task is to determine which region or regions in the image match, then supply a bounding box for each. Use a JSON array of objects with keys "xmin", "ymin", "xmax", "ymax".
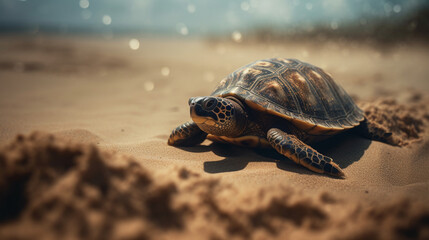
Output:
[
  {"xmin": 393, "ymin": 5, "xmax": 402, "ymax": 13},
  {"xmin": 102, "ymin": 15, "xmax": 112, "ymax": 25},
  {"xmin": 144, "ymin": 81, "xmax": 155, "ymax": 92},
  {"xmin": 301, "ymin": 50, "xmax": 309, "ymax": 58},
  {"xmin": 161, "ymin": 67, "xmax": 170, "ymax": 77},
  {"xmin": 241, "ymin": 2, "xmax": 250, "ymax": 12},
  {"xmin": 129, "ymin": 39, "xmax": 140, "ymax": 50},
  {"xmin": 187, "ymin": 4, "xmax": 196, "ymax": 13},
  {"xmin": 79, "ymin": 0, "xmax": 89, "ymax": 9},
  {"xmin": 176, "ymin": 23, "xmax": 189, "ymax": 35},
  {"xmin": 232, "ymin": 31, "xmax": 242, "ymax": 43}
]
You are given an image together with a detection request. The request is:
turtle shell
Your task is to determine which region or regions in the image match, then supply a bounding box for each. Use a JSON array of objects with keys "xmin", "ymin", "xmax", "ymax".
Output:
[{"xmin": 211, "ymin": 58, "xmax": 364, "ymax": 135}]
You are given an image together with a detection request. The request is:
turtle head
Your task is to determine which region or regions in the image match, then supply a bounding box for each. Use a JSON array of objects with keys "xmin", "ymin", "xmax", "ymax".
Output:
[{"xmin": 189, "ymin": 96, "xmax": 247, "ymax": 137}]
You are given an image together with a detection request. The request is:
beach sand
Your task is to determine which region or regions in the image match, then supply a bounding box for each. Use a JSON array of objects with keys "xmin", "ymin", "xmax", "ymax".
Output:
[{"xmin": 0, "ymin": 35, "xmax": 428, "ymax": 239}]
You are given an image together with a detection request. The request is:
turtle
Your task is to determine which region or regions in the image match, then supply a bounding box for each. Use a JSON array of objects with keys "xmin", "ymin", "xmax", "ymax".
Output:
[{"xmin": 168, "ymin": 58, "xmax": 393, "ymax": 178}]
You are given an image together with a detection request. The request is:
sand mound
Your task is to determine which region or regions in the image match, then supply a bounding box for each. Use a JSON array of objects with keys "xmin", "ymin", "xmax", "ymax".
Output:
[
  {"xmin": 359, "ymin": 97, "xmax": 429, "ymax": 146},
  {"xmin": 0, "ymin": 132, "xmax": 428, "ymax": 240}
]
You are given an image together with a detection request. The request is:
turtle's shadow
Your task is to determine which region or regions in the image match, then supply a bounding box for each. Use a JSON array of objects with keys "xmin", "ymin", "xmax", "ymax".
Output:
[
  {"xmin": 176, "ymin": 132, "xmax": 371, "ymax": 177},
  {"xmin": 313, "ymin": 132, "xmax": 371, "ymax": 169}
]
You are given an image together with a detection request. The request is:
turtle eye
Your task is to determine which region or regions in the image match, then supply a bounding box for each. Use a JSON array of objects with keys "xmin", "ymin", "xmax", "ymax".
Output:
[{"xmin": 203, "ymin": 98, "xmax": 217, "ymax": 110}]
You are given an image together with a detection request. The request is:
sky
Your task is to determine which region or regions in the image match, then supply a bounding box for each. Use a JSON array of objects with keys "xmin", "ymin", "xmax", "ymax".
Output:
[{"xmin": 0, "ymin": 0, "xmax": 426, "ymax": 35}]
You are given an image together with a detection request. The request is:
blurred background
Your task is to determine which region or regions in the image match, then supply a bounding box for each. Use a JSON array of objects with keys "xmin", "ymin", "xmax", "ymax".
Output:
[{"xmin": 1, "ymin": 0, "xmax": 428, "ymax": 44}]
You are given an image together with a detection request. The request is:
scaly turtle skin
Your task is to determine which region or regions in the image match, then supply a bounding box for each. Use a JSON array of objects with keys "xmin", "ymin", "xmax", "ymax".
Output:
[{"xmin": 168, "ymin": 58, "xmax": 393, "ymax": 178}]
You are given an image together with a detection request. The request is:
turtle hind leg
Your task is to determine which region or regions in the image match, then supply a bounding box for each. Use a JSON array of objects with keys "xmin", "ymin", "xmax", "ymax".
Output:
[
  {"xmin": 168, "ymin": 121, "xmax": 207, "ymax": 147},
  {"xmin": 355, "ymin": 118, "xmax": 399, "ymax": 146},
  {"xmin": 267, "ymin": 128, "xmax": 345, "ymax": 178}
]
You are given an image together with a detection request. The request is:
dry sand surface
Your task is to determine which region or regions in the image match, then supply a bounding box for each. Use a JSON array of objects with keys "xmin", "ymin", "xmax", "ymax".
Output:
[{"xmin": 0, "ymin": 35, "xmax": 428, "ymax": 240}]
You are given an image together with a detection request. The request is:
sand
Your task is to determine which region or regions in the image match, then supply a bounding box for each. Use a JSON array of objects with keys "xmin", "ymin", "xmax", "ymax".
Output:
[{"xmin": 0, "ymin": 35, "xmax": 429, "ymax": 239}]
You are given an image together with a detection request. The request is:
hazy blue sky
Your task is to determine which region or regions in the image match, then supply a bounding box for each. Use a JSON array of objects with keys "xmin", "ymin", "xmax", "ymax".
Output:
[{"xmin": 0, "ymin": 0, "xmax": 426, "ymax": 35}]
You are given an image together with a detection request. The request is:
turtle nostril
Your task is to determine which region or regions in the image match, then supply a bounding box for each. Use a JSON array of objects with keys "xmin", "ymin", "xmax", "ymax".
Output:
[{"xmin": 188, "ymin": 97, "xmax": 195, "ymax": 106}]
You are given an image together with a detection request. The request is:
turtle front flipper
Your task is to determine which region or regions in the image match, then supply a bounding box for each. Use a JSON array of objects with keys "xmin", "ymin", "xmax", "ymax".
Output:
[
  {"xmin": 168, "ymin": 121, "xmax": 207, "ymax": 147},
  {"xmin": 267, "ymin": 128, "xmax": 345, "ymax": 178}
]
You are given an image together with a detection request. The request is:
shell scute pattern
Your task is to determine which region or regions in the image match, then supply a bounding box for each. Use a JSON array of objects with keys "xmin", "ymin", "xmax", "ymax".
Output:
[
  {"xmin": 280, "ymin": 68, "xmax": 326, "ymax": 119},
  {"xmin": 254, "ymin": 76, "xmax": 299, "ymax": 114},
  {"xmin": 212, "ymin": 58, "xmax": 364, "ymax": 131},
  {"xmin": 316, "ymin": 68, "xmax": 356, "ymax": 114},
  {"xmin": 301, "ymin": 66, "xmax": 345, "ymax": 117}
]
